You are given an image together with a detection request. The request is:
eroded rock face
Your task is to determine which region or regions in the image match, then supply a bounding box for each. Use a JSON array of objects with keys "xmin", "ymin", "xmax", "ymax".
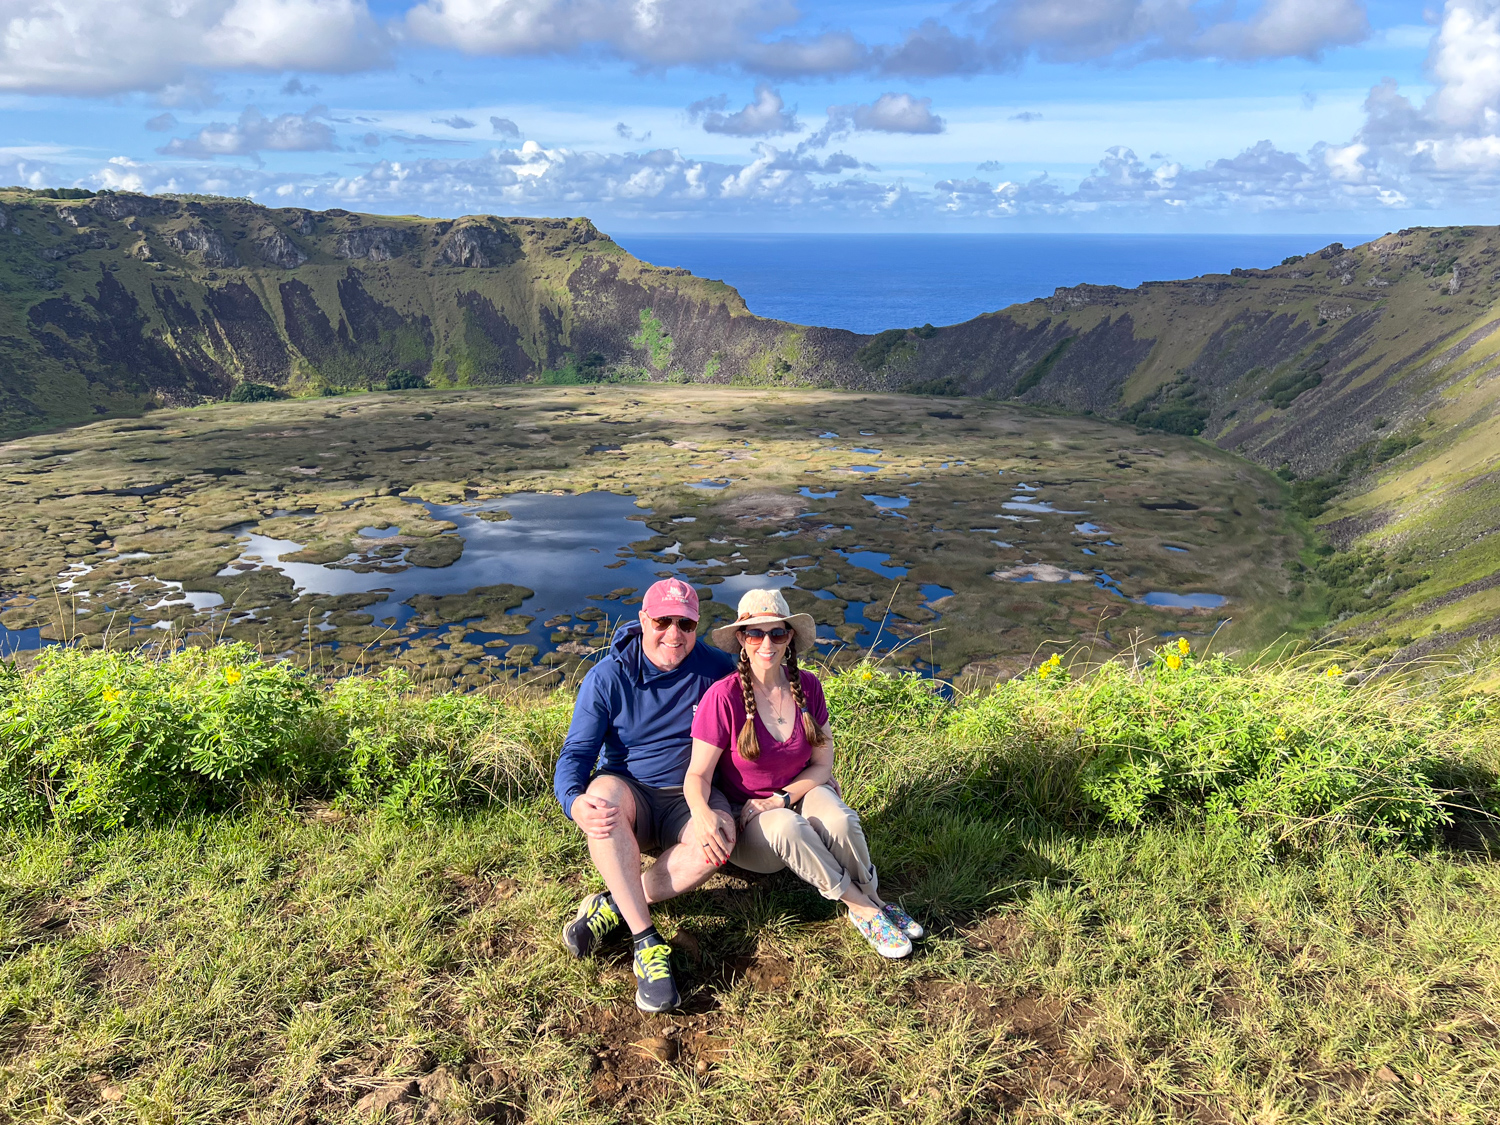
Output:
[
  {"xmin": 438, "ymin": 223, "xmax": 517, "ymax": 268},
  {"xmin": 169, "ymin": 224, "xmax": 239, "ymax": 267},
  {"xmin": 255, "ymin": 229, "xmax": 307, "ymax": 269},
  {"xmin": 89, "ymin": 193, "xmax": 181, "ymax": 221},
  {"xmin": 335, "ymin": 227, "xmax": 412, "ymax": 261}
]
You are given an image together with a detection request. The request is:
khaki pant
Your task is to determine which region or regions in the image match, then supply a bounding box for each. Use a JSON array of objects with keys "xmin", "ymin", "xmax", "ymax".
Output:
[{"xmin": 730, "ymin": 785, "xmax": 878, "ymax": 901}]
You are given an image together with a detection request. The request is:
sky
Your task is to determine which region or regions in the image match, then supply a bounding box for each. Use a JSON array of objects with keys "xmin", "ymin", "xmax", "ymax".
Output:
[{"xmin": 1, "ymin": 0, "xmax": 1498, "ymax": 232}]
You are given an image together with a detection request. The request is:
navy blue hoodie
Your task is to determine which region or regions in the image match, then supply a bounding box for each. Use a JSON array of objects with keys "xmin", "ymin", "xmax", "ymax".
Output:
[{"xmin": 553, "ymin": 622, "xmax": 736, "ymax": 818}]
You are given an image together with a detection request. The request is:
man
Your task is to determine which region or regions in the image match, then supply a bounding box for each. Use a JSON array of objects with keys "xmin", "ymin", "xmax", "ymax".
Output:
[{"xmin": 553, "ymin": 577, "xmax": 738, "ymax": 1012}]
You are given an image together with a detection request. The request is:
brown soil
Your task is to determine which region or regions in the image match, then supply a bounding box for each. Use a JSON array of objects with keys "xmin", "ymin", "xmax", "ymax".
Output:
[
  {"xmin": 964, "ymin": 913, "xmax": 1033, "ymax": 957},
  {"xmin": 568, "ymin": 1002, "xmax": 737, "ymax": 1117},
  {"xmin": 908, "ymin": 981, "xmax": 1137, "ymax": 1112}
]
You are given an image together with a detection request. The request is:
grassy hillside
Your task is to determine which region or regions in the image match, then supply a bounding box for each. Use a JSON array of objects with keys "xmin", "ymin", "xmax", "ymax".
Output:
[{"xmin": 1, "ymin": 641, "xmax": 1497, "ymax": 1122}]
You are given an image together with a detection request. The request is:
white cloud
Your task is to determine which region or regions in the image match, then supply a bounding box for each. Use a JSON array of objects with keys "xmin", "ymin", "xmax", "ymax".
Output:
[
  {"xmin": 434, "ymin": 115, "xmax": 477, "ymax": 128},
  {"xmin": 1325, "ymin": 1, "xmax": 1500, "ymax": 189},
  {"xmin": 689, "ymin": 84, "xmax": 800, "ymax": 137},
  {"xmin": 0, "ymin": 0, "xmax": 1388, "ymax": 100},
  {"xmin": 24, "ymin": 3, "xmax": 1494, "ymax": 227},
  {"xmin": 489, "ymin": 115, "xmax": 520, "ymax": 138},
  {"xmin": 977, "ymin": 0, "xmax": 1370, "ymax": 67},
  {"xmin": 158, "ymin": 105, "xmax": 338, "ymax": 158},
  {"xmin": 841, "ymin": 92, "xmax": 944, "ymax": 134},
  {"xmin": 0, "ymin": 0, "xmax": 390, "ymax": 96},
  {"xmin": 144, "ymin": 112, "xmax": 178, "ymax": 132},
  {"xmin": 401, "ymin": 0, "xmax": 859, "ymax": 74},
  {"xmin": 804, "ymin": 92, "xmax": 945, "ymax": 148}
]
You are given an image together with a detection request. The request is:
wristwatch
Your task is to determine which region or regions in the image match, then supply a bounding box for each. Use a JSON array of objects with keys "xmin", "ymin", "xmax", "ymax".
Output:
[{"xmin": 774, "ymin": 789, "xmax": 792, "ymax": 808}]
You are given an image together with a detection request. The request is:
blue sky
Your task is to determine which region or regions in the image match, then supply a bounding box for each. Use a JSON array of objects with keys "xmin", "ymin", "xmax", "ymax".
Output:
[{"xmin": 1, "ymin": 1, "xmax": 1496, "ymax": 231}]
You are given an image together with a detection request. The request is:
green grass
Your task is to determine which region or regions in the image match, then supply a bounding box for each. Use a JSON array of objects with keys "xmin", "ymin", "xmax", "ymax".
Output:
[{"xmin": 2, "ymin": 642, "xmax": 1498, "ymax": 1122}]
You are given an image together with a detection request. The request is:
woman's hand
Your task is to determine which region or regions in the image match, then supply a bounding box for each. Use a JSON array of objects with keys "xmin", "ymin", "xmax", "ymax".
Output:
[
  {"xmin": 694, "ymin": 809, "xmax": 735, "ymax": 867},
  {"xmin": 738, "ymin": 796, "xmax": 784, "ymax": 829}
]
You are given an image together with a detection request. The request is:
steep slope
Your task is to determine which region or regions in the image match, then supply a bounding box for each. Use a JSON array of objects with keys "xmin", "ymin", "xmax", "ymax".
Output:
[
  {"xmin": 0, "ymin": 189, "xmax": 806, "ymax": 435},
  {"xmin": 878, "ymin": 227, "xmax": 1500, "ymax": 485}
]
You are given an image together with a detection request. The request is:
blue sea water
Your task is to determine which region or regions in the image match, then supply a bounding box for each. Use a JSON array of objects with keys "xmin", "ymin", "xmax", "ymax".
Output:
[{"xmin": 612, "ymin": 233, "xmax": 1376, "ymax": 335}]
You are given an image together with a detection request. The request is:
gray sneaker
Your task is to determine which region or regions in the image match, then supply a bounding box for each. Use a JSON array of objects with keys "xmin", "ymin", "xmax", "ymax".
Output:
[
  {"xmin": 561, "ymin": 892, "xmax": 623, "ymax": 959},
  {"xmin": 632, "ymin": 942, "xmax": 681, "ymax": 1012}
]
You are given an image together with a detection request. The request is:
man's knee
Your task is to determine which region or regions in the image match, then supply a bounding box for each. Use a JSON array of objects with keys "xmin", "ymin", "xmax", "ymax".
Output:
[{"xmin": 585, "ymin": 775, "xmax": 638, "ymax": 828}]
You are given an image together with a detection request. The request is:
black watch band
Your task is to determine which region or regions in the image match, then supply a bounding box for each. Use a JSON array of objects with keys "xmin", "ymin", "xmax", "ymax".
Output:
[{"xmin": 774, "ymin": 788, "xmax": 792, "ymax": 808}]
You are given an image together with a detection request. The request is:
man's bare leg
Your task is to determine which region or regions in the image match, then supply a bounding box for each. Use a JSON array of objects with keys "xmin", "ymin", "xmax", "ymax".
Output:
[
  {"xmin": 580, "ymin": 775, "xmax": 654, "ymax": 933},
  {"xmin": 643, "ymin": 828, "xmax": 721, "ymax": 904}
]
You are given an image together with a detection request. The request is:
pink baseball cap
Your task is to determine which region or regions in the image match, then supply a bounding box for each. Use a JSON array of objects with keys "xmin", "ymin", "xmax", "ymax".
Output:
[{"xmin": 642, "ymin": 578, "xmax": 700, "ymax": 621}]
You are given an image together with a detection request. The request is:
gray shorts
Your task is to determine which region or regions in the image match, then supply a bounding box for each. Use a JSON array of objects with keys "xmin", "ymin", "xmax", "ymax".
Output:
[{"xmin": 597, "ymin": 773, "xmax": 731, "ymax": 852}]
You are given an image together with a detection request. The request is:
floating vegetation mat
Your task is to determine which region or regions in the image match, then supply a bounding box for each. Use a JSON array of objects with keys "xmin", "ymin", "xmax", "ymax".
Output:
[{"xmin": 0, "ymin": 386, "xmax": 1309, "ymax": 687}]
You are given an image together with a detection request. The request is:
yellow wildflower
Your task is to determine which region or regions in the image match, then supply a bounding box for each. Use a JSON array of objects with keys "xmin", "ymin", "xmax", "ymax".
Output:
[
  {"xmin": 1177, "ymin": 636, "xmax": 1191, "ymax": 656},
  {"xmin": 1165, "ymin": 654, "xmax": 1183, "ymax": 671},
  {"xmin": 1324, "ymin": 665, "xmax": 1344, "ymax": 679},
  {"xmin": 860, "ymin": 669, "xmax": 873, "ymax": 681},
  {"xmin": 102, "ymin": 687, "xmax": 121, "ymax": 705},
  {"xmin": 225, "ymin": 668, "xmax": 244, "ymax": 685},
  {"xmin": 1047, "ymin": 653, "xmax": 1062, "ymax": 666},
  {"xmin": 1274, "ymin": 726, "xmax": 1287, "ymax": 742},
  {"xmin": 1037, "ymin": 665, "xmax": 1050, "ymax": 680}
]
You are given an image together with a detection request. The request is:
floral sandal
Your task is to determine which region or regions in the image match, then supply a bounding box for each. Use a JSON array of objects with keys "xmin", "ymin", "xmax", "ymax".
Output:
[
  {"xmin": 880, "ymin": 902, "xmax": 925, "ymax": 941},
  {"xmin": 849, "ymin": 908, "xmax": 913, "ymax": 959}
]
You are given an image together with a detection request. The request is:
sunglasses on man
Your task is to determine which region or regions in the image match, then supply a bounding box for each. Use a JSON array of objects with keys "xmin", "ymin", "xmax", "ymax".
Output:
[{"xmin": 649, "ymin": 615, "xmax": 697, "ymax": 632}]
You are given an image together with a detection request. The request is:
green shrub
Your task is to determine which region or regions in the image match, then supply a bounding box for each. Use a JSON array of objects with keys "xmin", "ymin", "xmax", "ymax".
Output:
[
  {"xmin": 630, "ymin": 309, "xmax": 673, "ymax": 371},
  {"xmin": 228, "ymin": 382, "xmax": 279, "ymax": 403},
  {"xmin": 854, "ymin": 329, "xmax": 911, "ymax": 373},
  {"xmin": 1068, "ymin": 647, "xmax": 1459, "ymax": 845},
  {"xmin": 0, "ymin": 644, "xmax": 321, "ymax": 827},
  {"xmin": 385, "ymin": 369, "xmax": 428, "ymax": 391},
  {"xmin": 1, "ymin": 642, "xmax": 1492, "ymax": 845},
  {"xmin": 1262, "ymin": 368, "xmax": 1324, "ymax": 409},
  {"xmin": 1121, "ymin": 373, "xmax": 1209, "ymax": 435}
]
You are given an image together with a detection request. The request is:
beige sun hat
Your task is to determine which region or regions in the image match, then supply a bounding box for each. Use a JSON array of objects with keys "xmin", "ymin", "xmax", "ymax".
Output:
[{"xmin": 709, "ymin": 588, "xmax": 817, "ymax": 654}]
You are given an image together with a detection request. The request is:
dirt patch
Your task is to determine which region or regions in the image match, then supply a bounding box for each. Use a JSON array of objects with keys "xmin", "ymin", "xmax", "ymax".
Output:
[
  {"xmin": 9, "ymin": 895, "xmax": 82, "ymax": 952},
  {"xmin": 569, "ymin": 1003, "xmax": 737, "ymax": 1114},
  {"xmin": 446, "ymin": 872, "xmax": 521, "ymax": 908},
  {"xmin": 83, "ymin": 946, "xmax": 151, "ymax": 994},
  {"xmin": 965, "ymin": 914, "xmax": 1033, "ymax": 957},
  {"xmin": 910, "ymin": 981, "xmax": 1073, "ymax": 1042},
  {"xmin": 911, "ymin": 982, "xmax": 1134, "ymax": 1111}
]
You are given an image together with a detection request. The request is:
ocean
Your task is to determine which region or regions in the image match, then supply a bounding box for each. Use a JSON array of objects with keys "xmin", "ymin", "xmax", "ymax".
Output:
[{"xmin": 610, "ymin": 233, "xmax": 1376, "ymax": 336}]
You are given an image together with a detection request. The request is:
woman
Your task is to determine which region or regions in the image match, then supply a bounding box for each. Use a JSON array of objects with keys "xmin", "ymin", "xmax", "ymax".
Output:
[{"xmin": 684, "ymin": 589, "xmax": 923, "ymax": 959}]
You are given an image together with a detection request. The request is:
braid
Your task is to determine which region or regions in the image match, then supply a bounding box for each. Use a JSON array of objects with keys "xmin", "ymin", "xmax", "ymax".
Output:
[
  {"xmin": 735, "ymin": 651, "xmax": 761, "ymax": 761},
  {"xmin": 785, "ymin": 643, "xmax": 827, "ymax": 746}
]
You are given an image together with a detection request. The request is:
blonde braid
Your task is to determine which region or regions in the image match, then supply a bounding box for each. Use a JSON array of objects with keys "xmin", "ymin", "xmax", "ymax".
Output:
[
  {"xmin": 735, "ymin": 651, "xmax": 761, "ymax": 761},
  {"xmin": 785, "ymin": 643, "xmax": 827, "ymax": 746}
]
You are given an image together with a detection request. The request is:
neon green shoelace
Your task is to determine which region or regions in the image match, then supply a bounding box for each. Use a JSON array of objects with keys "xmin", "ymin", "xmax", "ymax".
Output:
[
  {"xmin": 586, "ymin": 900, "xmax": 620, "ymax": 940},
  {"xmin": 636, "ymin": 943, "xmax": 672, "ymax": 981}
]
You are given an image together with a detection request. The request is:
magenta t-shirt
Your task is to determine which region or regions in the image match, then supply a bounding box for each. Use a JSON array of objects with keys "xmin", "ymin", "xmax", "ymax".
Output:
[{"xmin": 691, "ymin": 671, "xmax": 830, "ymax": 804}]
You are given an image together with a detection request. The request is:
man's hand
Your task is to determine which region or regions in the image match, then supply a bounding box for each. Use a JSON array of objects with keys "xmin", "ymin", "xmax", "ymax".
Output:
[
  {"xmin": 738, "ymin": 796, "xmax": 784, "ymax": 829},
  {"xmin": 570, "ymin": 793, "xmax": 620, "ymax": 840},
  {"xmin": 694, "ymin": 809, "xmax": 736, "ymax": 866}
]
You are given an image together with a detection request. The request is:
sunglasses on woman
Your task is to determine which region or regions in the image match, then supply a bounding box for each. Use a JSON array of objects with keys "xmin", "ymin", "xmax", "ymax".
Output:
[{"xmin": 742, "ymin": 626, "xmax": 791, "ymax": 643}]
